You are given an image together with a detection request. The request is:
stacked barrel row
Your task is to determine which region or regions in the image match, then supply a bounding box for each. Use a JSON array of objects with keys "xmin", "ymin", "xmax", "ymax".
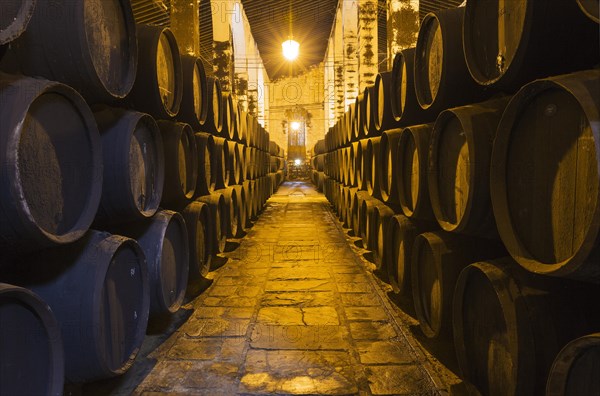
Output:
[
  {"xmin": 310, "ymin": 140, "xmax": 327, "ymax": 191},
  {"xmin": 0, "ymin": 0, "xmax": 284, "ymax": 393},
  {"xmin": 320, "ymin": 2, "xmax": 600, "ymax": 396}
]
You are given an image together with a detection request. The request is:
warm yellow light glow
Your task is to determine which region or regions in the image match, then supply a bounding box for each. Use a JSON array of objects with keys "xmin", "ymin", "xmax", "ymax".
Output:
[
  {"xmin": 294, "ymin": 159, "xmax": 302, "ymax": 166},
  {"xmin": 282, "ymin": 39, "xmax": 300, "ymax": 61},
  {"xmin": 290, "ymin": 121, "xmax": 301, "ymax": 131}
]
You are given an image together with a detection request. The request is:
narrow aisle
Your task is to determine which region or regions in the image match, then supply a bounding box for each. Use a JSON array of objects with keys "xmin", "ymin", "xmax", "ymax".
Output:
[{"xmin": 134, "ymin": 181, "xmax": 440, "ymax": 395}]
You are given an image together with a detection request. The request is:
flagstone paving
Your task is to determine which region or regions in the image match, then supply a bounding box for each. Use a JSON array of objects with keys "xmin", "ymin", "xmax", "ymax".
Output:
[{"xmin": 129, "ymin": 182, "xmax": 457, "ymax": 395}]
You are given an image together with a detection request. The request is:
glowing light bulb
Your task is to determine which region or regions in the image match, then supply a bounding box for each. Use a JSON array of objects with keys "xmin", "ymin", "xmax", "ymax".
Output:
[
  {"xmin": 294, "ymin": 159, "xmax": 301, "ymax": 166},
  {"xmin": 290, "ymin": 121, "xmax": 301, "ymax": 131},
  {"xmin": 282, "ymin": 39, "xmax": 300, "ymax": 61}
]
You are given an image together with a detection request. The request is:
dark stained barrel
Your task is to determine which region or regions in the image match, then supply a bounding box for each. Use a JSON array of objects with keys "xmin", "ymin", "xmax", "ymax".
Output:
[
  {"xmin": 242, "ymin": 180, "xmax": 254, "ymax": 225},
  {"xmin": 0, "ymin": 283, "xmax": 64, "ymax": 395},
  {"xmin": 157, "ymin": 121, "xmax": 198, "ymax": 209},
  {"xmin": 20, "ymin": 230, "xmax": 149, "ymax": 382},
  {"xmin": 394, "ymin": 48, "xmax": 437, "ymax": 126},
  {"xmin": 429, "ymin": 97, "xmax": 510, "ymax": 238},
  {"xmin": 411, "ymin": 231, "xmax": 505, "ymax": 339},
  {"xmin": 222, "ymin": 92, "xmax": 237, "ymax": 140},
  {"xmin": 194, "ymin": 132, "xmax": 213, "ymax": 197},
  {"xmin": 380, "ymin": 129, "xmax": 403, "ymax": 204},
  {"xmin": 128, "ymin": 25, "xmax": 182, "ymax": 119},
  {"xmin": 232, "ymin": 185, "xmax": 247, "ymax": 237},
  {"xmin": 547, "ymin": 333, "xmax": 600, "ymax": 396},
  {"xmin": 453, "ymin": 258, "xmax": 600, "ymax": 396},
  {"xmin": 0, "ymin": 0, "xmax": 36, "ymax": 45},
  {"xmin": 178, "ymin": 55, "xmax": 208, "ymax": 130},
  {"xmin": 94, "ymin": 107, "xmax": 164, "ymax": 225},
  {"xmin": 354, "ymin": 94, "xmax": 366, "ymax": 141},
  {"xmin": 116, "ymin": 211, "xmax": 188, "ymax": 316},
  {"xmin": 236, "ymin": 106, "xmax": 247, "ymax": 144},
  {"xmin": 182, "ymin": 201, "xmax": 211, "ymax": 280},
  {"xmin": 356, "ymin": 140, "xmax": 369, "ymax": 190},
  {"xmin": 397, "ymin": 124, "xmax": 435, "ymax": 221},
  {"xmin": 209, "ymin": 136, "xmax": 228, "ymax": 191},
  {"xmin": 490, "ymin": 70, "xmax": 600, "ymax": 282},
  {"xmin": 362, "ymin": 86, "xmax": 377, "ymax": 137},
  {"xmin": 371, "ymin": 200, "xmax": 397, "ymax": 270},
  {"xmin": 386, "ymin": 215, "xmax": 436, "ymax": 295},
  {"xmin": 198, "ymin": 193, "xmax": 227, "ymax": 255},
  {"xmin": 577, "ymin": 0, "xmax": 599, "ymax": 23},
  {"xmin": 0, "ymin": 74, "xmax": 102, "ymax": 253},
  {"xmin": 367, "ymin": 137, "xmax": 382, "ymax": 200},
  {"xmin": 463, "ymin": 0, "xmax": 599, "ymax": 91},
  {"xmin": 225, "ymin": 140, "xmax": 241, "ymax": 186},
  {"xmin": 415, "ymin": 7, "xmax": 486, "ymax": 114},
  {"xmin": 215, "ymin": 187, "xmax": 239, "ymax": 238},
  {"xmin": 13, "ymin": 0, "xmax": 137, "ymax": 103},
  {"xmin": 373, "ymin": 72, "xmax": 402, "ymax": 133}
]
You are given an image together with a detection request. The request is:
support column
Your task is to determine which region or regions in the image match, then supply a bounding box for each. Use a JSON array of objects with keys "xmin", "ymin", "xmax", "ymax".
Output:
[
  {"xmin": 343, "ymin": 0, "xmax": 359, "ymax": 108},
  {"xmin": 387, "ymin": 0, "xmax": 419, "ymax": 70},
  {"xmin": 170, "ymin": 0, "xmax": 200, "ymax": 56},
  {"xmin": 358, "ymin": 0, "xmax": 378, "ymax": 91}
]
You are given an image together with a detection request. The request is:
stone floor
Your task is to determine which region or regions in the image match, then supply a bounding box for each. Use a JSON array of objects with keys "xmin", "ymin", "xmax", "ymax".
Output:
[{"xmin": 86, "ymin": 181, "xmax": 464, "ymax": 396}]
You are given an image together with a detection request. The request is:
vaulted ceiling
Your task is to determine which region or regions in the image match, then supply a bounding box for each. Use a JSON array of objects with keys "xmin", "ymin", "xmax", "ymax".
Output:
[{"xmin": 241, "ymin": 0, "xmax": 339, "ymax": 80}]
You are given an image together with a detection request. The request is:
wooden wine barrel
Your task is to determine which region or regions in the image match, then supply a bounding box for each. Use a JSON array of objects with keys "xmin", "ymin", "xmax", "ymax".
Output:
[
  {"xmin": 245, "ymin": 147, "xmax": 255, "ymax": 181},
  {"xmin": 182, "ymin": 201, "xmax": 211, "ymax": 280},
  {"xmin": 116, "ymin": 210, "xmax": 188, "ymax": 316},
  {"xmin": 453, "ymin": 258, "xmax": 600, "ymax": 396},
  {"xmin": 397, "ymin": 124, "xmax": 435, "ymax": 221},
  {"xmin": 202, "ymin": 76, "xmax": 223, "ymax": 134},
  {"xmin": 373, "ymin": 72, "xmax": 401, "ymax": 133},
  {"xmin": 237, "ymin": 107, "xmax": 247, "ymax": 144},
  {"xmin": 13, "ymin": 0, "xmax": 137, "ymax": 103},
  {"xmin": 371, "ymin": 201, "xmax": 397, "ymax": 270},
  {"xmin": 157, "ymin": 120, "xmax": 198, "ymax": 209},
  {"xmin": 463, "ymin": 0, "xmax": 599, "ymax": 91},
  {"xmin": 411, "ymin": 231, "xmax": 505, "ymax": 339},
  {"xmin": 0, "ymin": 283, "xmax": 64, "ymax": 395},
  {"xmin": 215, "ymin": 187, "xmax": 239, "ymax": 238},
  {"xmin": 350, "ymin": 142, "xmax": 359, "ymax": 187},
  {"xmin": 356, "ymin": 139, "xmax": 370, "ymax": 191},
  {"xmin": 363, "ymin": 86, "xmax": 378, "ymax": 137},
  {"xmin": 194, "ymin": 132, "xmax": 212, "ymax": 197},
  {"xmin": 238, "ymin": 144, "xmax": 247, "ymax": 183},
  {"xmin": 380, "ymin": 129, "xmax": 403, "ymax": 204},
  {"xmin": 393, "ymin": 48, "xmax": 437, "ymax": 127},
  {"xmin": 20, "ymin": 230, "xmax": 149, "ymax": 382},
  {"xmin": 232, "ymin": 185, "xmax": 247, "ymax": 236},
  {"xmin": 367, "ymin": 137, "xmax": 382, "ymax": 199},
  {"xmin": 351, "ymin": 190, "xmax": 370, "ymax": 238},
  {"xmin": 577, "ymin": 0, "xmax": 599, "ymax": 23},
  {"xmin": 0, "ymin": 0, "xmax": 36, "ymax": 45},
  {"xmin": 225, "ymin": 140, "xmax": 241, "ymax": 187},
  {"xmin": 222, "ymin": 92, "xmax": 237, "ymax": 140},
  {"xmin": 0, "ymin": 75, "xmax": 102, "ymax": 253},
  {"xmin": 359, "ymin": 196, "xmax": 376, "ymax": 248},
  {"xmin": 209, "ymin": 136, "xmax": 228, "ymax": 191},
  {"xmin": 429, "ymin": 97, "xmax": 510, "ymax": 238},
  {"xmin": 386, "ymin": 215, "xmax": 436, "ymax": 295},
  {"xmin": 490, "ymin": 70, "xmax": 600, "ymax": 282},
  {"xmin": 354, "ymin": 94, "xmax": 366, "ymax": 141},
  {"xmin": 242, "ymin": 180, "xmax": 255, "ymax": 224},
  {"xmin": 546, "ymin": 333, "xmax": 600, "ymax": 396},
  {"xmin": 198, "ymin": 193, "xmax": 227, "ymax": 254},
  {"xmin": 127, "ymin": 25, "xmax": 182, "ymax": 118},
  {"xmin": 93, "ymin": 107, "xmax": 165, "ymax": 225},
  {"xmin": 178, "ymin": 55, "xmax": 208, "ymax": 130},
  {"xmin": 415, "ymin": 8, "xmax": 486, "ymax": 114}
]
